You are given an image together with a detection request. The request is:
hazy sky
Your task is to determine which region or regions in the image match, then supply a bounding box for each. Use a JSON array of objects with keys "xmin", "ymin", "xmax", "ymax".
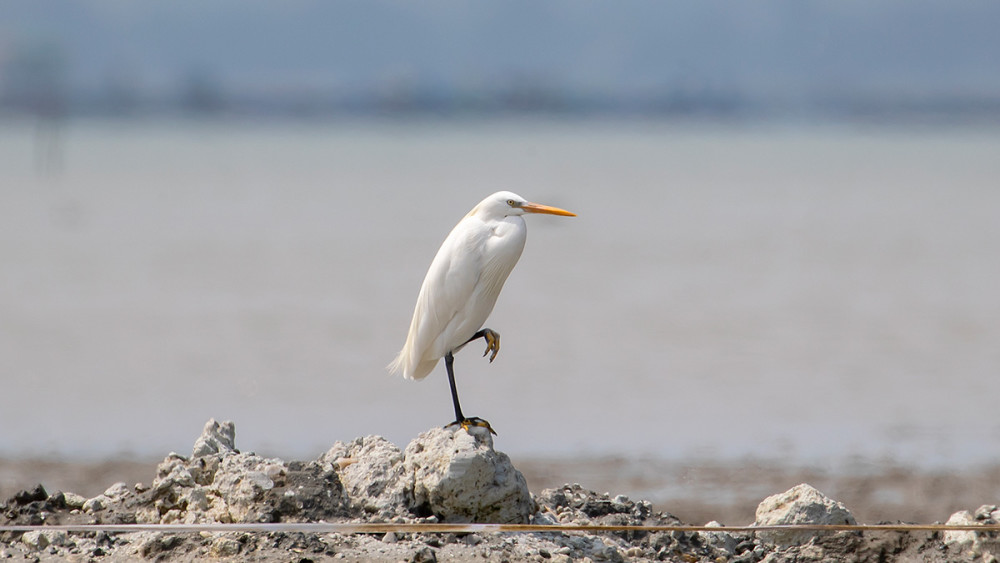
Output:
[{"xmin": 2, "ymin": 1, "xmax": 999, "ymax": 101}]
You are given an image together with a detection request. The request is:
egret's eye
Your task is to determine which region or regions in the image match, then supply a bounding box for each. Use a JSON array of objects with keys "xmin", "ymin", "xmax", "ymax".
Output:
[{"xmin": 507, "ymin": 199, "xmax": 516, "ymax": 206}]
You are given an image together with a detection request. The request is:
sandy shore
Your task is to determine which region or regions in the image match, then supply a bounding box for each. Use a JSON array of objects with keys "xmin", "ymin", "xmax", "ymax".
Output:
[{"xmin": 3, "ymin": 455, "xmax": 996, "ymax": 526}]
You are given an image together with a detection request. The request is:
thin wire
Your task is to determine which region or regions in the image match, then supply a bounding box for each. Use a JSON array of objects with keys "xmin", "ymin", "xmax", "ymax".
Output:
[{"xmin": 1, "ymin": 522, "xmax": 998, "ymax": 534}]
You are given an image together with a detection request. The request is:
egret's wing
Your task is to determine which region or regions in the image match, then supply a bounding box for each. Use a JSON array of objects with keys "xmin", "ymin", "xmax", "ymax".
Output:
[
  {"xmin": 419, "ymin": 216, "xmax": 526, "ymax": 358},
  {"xmin": 392, "ymin": 217, "xmax": 486, "ymax": 380},
  {"xmin": 415, "ymin": 221, "xmax": 486, "ymax": 355},
  {"xmin": 390, "ymin": 213, "xmax": 527, "ymax": 381}
]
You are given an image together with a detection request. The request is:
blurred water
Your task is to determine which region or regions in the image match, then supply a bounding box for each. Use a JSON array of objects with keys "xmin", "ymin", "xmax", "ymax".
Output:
[{"xmin": 2, "ymin": 117, "xmax": 999, "ymax": 467}]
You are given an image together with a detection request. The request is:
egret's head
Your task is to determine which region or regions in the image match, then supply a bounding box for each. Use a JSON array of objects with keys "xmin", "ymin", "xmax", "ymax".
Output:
[{"xmin": 477, "ymin": 191, "xmax": 576, "ymax": 219}]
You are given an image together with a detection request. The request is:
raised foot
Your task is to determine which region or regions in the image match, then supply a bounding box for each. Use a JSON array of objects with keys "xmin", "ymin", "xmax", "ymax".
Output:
[
  {"xmin": 446, "ymin": 417, "xmax": 497, "ymax": 436},
  {"xmin": 481, "ymin": 329, "xmax": 500, "ymax": 363},
  {"xmin": 464, "ymin": 328, "xmax": 500, "ymax": 363}
]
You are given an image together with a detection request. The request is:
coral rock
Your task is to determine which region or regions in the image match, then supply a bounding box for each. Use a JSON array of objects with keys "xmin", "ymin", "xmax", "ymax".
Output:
[
  {"xmin": 191, "ymin": 419, "xmax": 236, "ymax": 458},
  {"xmin": 321, "ymin": 435, "xmax": 409, "ymax": 518},
  {"xmin": 755, "ymin": 483, "xmax": 856, "ymax": 545},
  {"xmin": 403, "ymin": 426, "xmax": 534, "ymax": 524}
]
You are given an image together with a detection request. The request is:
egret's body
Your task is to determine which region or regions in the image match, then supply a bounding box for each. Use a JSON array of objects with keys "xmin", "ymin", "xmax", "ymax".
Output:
[{"xmin": 389, "ymin": 191, "xmax": 575, "ymax": 431}]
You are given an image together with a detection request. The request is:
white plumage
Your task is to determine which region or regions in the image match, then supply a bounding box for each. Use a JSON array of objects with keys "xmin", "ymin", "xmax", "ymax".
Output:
[{"xmin": 388, "ymin": 191, "xmax": 575, "ymax": 429}]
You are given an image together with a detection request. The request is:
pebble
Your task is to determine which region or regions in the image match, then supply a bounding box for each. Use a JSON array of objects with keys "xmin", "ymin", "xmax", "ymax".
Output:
[
  {"xmin": 21, "ymin": 531, "xmax": 49, "ymax": 551},
  {"xmin": 82, "ymin": 496, "xmax": 105, "ymax": 513},
  {"xmin": 103, "ymin": 482, "xmax": 129, "ymax": 498},
  {"xmin": 62, "ymin": 492, "xmax": 87, "ymax": 509},
  {"xmin": 209, "ymin": 537, "xmax": 241, "ymax": 557}
]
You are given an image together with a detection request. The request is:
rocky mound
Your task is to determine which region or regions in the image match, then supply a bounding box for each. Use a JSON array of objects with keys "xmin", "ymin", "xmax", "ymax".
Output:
[{"xmin": 1, "ymin": 419, "xmax": 996, "ymax": 562}]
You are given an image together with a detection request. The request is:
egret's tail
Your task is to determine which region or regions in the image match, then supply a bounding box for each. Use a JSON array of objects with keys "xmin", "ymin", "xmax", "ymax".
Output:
[
  {"xmin": 387, "ymin": 351, "xmax": 406, "ymax": 377},
  {"xmin": 387, "ymin": 348, "xmax": 438, "ymax": 380}
]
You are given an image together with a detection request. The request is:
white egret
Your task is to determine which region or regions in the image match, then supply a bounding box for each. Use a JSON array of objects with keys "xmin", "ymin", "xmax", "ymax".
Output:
[{"xmin": 389, "ymin": 191, "xmax": 576, "ymax": 433}]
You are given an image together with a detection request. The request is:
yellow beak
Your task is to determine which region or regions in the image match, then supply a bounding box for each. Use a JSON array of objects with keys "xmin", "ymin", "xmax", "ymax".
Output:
[{"xmin": 521, "ymin": 202, "xmax": 577, "ymax": 217}]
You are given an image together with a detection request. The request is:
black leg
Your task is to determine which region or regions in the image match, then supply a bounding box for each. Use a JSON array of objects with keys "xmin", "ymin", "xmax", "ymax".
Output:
[
  {"xmin": 445, "ymin": 351, "xmax": 464, "ymax": 422},
  {"xmin": 443, "ymin": 349, "xmax": 497, "ymax": 435},
  {"xmin": 464, "ymin": 329, "xmax": 490, "ymax": 344}
]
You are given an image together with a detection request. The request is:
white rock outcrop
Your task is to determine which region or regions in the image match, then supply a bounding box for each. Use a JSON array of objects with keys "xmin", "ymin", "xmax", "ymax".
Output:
[
  {"xmin": 139, "ymin": 420, "xmax": 348, "ymax": 524},
  {"xmin": 754, "ymin": 483, "xmax": 856, "ymax": 545},
  {"xmin": 139, "ymin": 419, "xmax": 532, "ymax": 525},
  {"xmin": 321, "ymin": 425, "xmax": 534, "ymax": 523},
  {"xmin": 404, "ymin": 426, "xmax": 534, "ymax": 524}
]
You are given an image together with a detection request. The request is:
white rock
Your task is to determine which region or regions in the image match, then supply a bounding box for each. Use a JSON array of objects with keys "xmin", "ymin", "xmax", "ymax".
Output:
[
  {"xmin": 945, "ymin": 510, "xmax": 978, "ymax": 547},
  {"xmin": 19, "ymin": 530, "xmax": 67, "ymax": 551},
  {"xmin": 140, "ymin": 418, "xmax": 531, "ymax": 526},
  {"xmin": 701, "ymin": 520, "xmax": 737, "ymax": 553},
  {"xmin": 321, "ymin": 435, "xmax": 409, "ymax": 517},
  {"xmin": 142, "ymin": 419, "xmax": 353, "ymax": 524},
  {"xmin": 181, "ymin": 486, "xmax": 211, "ymax": 512},
  {"xmin": 103, "ymin": 482, "xmax": 130, "ymax": 499},
  {"xmin": 611, "ymin": 495, "xmax": 631, "ymax": 513},
  {"xmin": 191, "ymin": 419, "xmax": 237, "ymax": 458},
  {"xmin": 83, "ymin": 496, "xmax": 107, "ymax": 513},
  {"xmin": 755, "ymin": 483, "xmax": 855, "ymax": 545},
  {"xmin": 263, "ymin": 463, "xmax": 285, "ymax": 480},
  {"xmin": 21, "ymin": 531, "xmax": 49, "ymax": 550},
  {"xmin": 532, "ymin": 512, "xmax": 559, "ymax": 525},
  {"xmin": 210, "ymin": 535, "xmax": 242, "ymax": 557},
  {"xmin": 404, "ymin": 426, "xmax": 534, "ymax": 523},
  {"xmin": 62, "ymin": 492, "xmax": 87, "ymax": 509},
  {"xmin": 944, "ymin": 509, "xmax": 1000, "ymax": 554},
  {"xmin": 152, "ymin": 456, "xmax": 196, "ymax": 492},
  {"xmin": 50, "ymin": 530, "xmax": 68, "ymax": 547},
  {"xmin": 207, "ymin": 454, "xmax": 281, "ymax": 522}
]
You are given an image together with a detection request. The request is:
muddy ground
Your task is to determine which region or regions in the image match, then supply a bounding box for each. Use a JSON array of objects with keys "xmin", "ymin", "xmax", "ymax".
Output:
[
  {"xmin": 3, "ymin": 455, "xmax": 998, "ymax": 526},
  {"xmin": 4, "ymin": 421, "xmax": 1000, "ymax": 563}
]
